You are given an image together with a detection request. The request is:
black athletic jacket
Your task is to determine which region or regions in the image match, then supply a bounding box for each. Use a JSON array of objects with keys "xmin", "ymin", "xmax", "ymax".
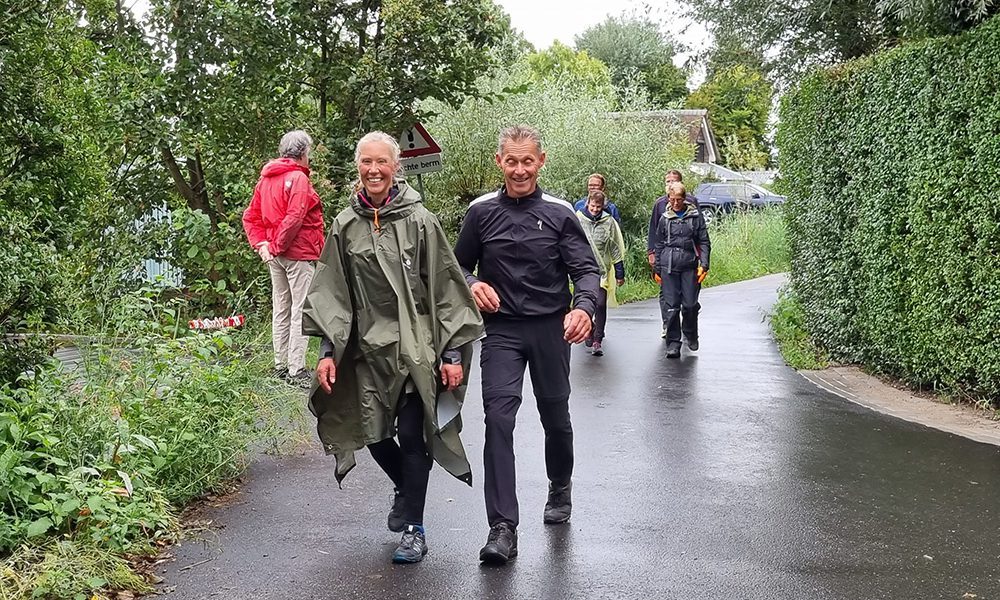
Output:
[{"xmin": 454, "ymin": 186, "xmax": 600, "ymax": 319}]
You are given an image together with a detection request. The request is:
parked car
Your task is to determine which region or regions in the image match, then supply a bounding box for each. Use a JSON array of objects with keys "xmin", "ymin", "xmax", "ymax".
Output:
[{"xmin": 692, "ymin": 182, "xmax": 786, "ymax": 225}]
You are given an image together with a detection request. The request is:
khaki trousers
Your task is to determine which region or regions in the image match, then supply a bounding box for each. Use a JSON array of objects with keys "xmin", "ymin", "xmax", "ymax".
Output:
[{"xmin": 268, "ymin": 256, "xmax": 315, "ymax": 375}]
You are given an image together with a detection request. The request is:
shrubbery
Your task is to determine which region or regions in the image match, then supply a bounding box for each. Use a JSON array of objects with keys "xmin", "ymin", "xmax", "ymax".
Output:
[
  {"xmin": 777, "ymin": 16, "xmax": 1000, "ymax": 404},
  {"xmin": 420, "ymin": 61, "xmax": 694, "ymax": 246},
  {"xmin": 0, "ymin": 292, "xmax": 303, "ymax": 598}
]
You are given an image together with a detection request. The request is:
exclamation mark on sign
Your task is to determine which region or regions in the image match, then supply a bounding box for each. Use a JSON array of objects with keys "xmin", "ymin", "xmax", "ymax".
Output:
[{"xmin": 407, "ymin": 130, "xmax": 415, "ymax": 149}]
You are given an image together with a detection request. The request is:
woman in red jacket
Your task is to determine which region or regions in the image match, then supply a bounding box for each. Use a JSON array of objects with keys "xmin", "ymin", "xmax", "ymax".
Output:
[{"xmin": 242, "ymin": 130, "xmax": 325, "ymax": 386}]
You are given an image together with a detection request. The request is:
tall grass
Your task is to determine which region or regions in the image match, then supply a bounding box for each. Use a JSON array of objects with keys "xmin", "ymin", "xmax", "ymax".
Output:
[
  {"xmin": 770, "ymin": 286, "xmax": 831, "ymax": 370},
  {"xmin": 616, "ymin": 207, "xmax": 790, "ymax": 304}
]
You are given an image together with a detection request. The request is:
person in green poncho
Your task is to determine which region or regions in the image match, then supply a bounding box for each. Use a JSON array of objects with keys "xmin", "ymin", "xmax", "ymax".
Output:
[
  {"xmin": 575, "ymin": 189, "xmax": 626, "ymax": 356},
  {"xmin": 301, "ymin": 131, "xmax": 485, "ymax": 564}
]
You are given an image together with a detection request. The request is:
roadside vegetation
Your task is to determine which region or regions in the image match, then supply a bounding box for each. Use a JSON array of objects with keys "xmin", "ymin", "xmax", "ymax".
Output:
[
  {"xmin": 0, "ymin": 289, "xmax": 304, "ymax": 599},
  {"xmin": 777, "ymin": 15, "xmax": 1000, "ymax": 407},
  {"xmin": 618, "ymin": 207, "xmax": 790, "ymax": 304},
  {"xmin": 769, "ymin": 287, "xmax": 831, "ymax": 370}
]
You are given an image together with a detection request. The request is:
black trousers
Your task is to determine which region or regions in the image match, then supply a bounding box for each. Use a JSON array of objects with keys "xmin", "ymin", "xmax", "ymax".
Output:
[
  {"xmin": 481, "ymin": 314, "xmax": 574, "ymax": 528},
  {"xmin": 590, "ymin": 287, "xmax": 609, "ymax": 344},
  {"xmin": 659, "ymin": 268, "xmax": 700, "ymax": 344},
  {"xmin": 367, "ymin": 392, "xmax": 431, "ymax": 526}
]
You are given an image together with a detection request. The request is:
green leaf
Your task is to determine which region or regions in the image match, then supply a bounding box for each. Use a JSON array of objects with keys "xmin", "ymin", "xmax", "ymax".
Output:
[
  {"xmin": 26, "ymin": 517, "xmax": 53, "ymax": 538},
  {"xmin": 187, "ymin": 245, "xmax": 200, "ymax": 258}
]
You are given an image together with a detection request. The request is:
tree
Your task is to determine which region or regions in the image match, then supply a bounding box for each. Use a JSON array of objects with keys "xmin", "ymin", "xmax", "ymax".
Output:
[
  {"xmin": 574, "ymin": 15, "xmax": 688, "ymax": 107},
  {"xmin": 684, "ymin": 0, "xmax": 1000, "ymax": 83},
  {"xmin": 526, "ymin": 42, "xmax": 614, "ymax": 100},
  {"xmin": 687, "ymin": 65, "xmax": 772, "ymax": 169}
]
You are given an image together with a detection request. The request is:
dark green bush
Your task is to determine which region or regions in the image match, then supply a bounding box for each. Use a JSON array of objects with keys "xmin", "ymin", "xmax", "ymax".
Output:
[{"xmin": 777, "ymin": 16, "xmax": 1000, "ymax": 404}]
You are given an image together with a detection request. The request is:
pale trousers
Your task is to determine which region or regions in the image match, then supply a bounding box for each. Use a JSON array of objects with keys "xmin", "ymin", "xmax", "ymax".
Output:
[{"xmin": 268, "ymin": 256, "xmax": 315, "ymax": 375}]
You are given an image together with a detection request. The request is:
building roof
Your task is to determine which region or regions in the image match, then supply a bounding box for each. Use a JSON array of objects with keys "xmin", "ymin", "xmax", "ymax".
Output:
[{"xmin": 606, "ymin": 109, "xmax": 720, "ymax": 164}]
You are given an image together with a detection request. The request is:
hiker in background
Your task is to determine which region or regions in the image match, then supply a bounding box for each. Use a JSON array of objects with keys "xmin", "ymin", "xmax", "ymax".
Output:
[
  {"xmin": 302, "ymin": 131, "xmax": 484, "ymax": 564},
  {"xmin": 575, "ymin": 190, "xmax": 626, "ymax": 356},
  {"xmin": 573, "ymin": 173, "xmax": 621, "ymax": 223},
  {"xmin": 242, "ymin": 130, "xmax": 324, "ymax": 386},
  {"xmin": 646, "ymin": 169, "xmax": 699, "ymax": 338},
  {"xmin": 651, "ymin": 182, "xmax": 710, "ymax": 358}
]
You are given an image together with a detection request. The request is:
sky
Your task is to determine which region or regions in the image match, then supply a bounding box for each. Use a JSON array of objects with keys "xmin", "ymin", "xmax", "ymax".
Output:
[{"xmin": 494, "ymin": 0, "xmax": 712, "ymax": 70}]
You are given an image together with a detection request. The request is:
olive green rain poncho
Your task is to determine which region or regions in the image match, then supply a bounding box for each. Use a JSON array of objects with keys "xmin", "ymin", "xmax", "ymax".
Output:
[{"xmin": 302, "ymin": 181, "xmax": 485, "ymax": 485}]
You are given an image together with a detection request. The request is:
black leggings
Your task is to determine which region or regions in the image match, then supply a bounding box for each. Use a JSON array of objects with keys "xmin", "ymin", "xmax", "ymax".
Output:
[{"xmin": 366, "ymin": 392, "xmax": 431, "ymax": 526}]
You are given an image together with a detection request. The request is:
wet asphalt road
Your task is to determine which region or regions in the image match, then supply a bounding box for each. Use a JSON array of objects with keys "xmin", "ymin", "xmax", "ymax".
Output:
[{"xmin": 160, "ymin": 275, "xmax": 1000, "ymax": 599}]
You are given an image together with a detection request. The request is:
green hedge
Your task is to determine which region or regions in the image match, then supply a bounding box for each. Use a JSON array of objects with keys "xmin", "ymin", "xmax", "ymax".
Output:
[{"xmin": 777, "ymin": 16, "xmax": 1000, "ymax": 404}]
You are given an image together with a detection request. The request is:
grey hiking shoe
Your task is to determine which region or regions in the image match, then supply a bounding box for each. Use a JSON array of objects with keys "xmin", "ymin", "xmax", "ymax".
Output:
[
  {"xmin": 686, "ymin": 336, "xmax": 699, "ymax": 351},
  {"xmin": 392, "ymin": 525, "xmax": 428, "ymax": 564},
  {"xmin": 285, "ymin": 369, "xmax": 313, "ymax": 388},
  {"xmin": 543, "ymin": 481, "xmax": 572, "ymax": 524},
  {"xmin": 666, "ymin": 342, "xmax": 681, "ymax": 359},
  {"xmin": 479, "ymin": 523, "xmax": 518, "ymax": 564},
  {"xmin": 387, "ymin": 489, "xmax": 405, "ymax": 532}
]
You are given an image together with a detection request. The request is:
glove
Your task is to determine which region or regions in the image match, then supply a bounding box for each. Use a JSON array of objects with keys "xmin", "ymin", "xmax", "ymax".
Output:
[{"xmin": 697, "ymin": 265, "xmax": 708, "ymax": 285}]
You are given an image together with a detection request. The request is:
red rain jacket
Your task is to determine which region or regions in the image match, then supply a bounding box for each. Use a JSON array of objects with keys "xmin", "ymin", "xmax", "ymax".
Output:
[{"xmin": 242, "ymin": 158, "xmax": 324, "ymax": 261}]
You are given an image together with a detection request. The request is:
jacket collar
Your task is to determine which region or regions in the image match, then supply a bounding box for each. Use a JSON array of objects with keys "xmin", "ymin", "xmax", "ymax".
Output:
[{"xmin": 498, "ymin": 185, "xmax": 544, "ymax": 204}]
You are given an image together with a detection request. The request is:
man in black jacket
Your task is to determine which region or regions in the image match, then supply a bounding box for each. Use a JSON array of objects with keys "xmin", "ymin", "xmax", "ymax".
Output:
[{"xmin": 454, "ymin": 125, "xmax": 600, "ymax": 565}]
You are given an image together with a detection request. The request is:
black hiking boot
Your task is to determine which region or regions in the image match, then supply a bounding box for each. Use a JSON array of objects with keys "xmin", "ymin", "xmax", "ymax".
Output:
[
  {"xmin": 479, "ymin": 523, "xmax": 518, "ymax": 565},
  {"xmin": 387, "ymin": 489, "xmax": 405, "ymax": 532},
  {"xmin": 543, "ymin": 481, "xmax": 572, "ymax": 524},
  {"xmin": 666, "ymin": 342, "xmax": 681, "ymax": 359},
  {"xmin": 392, "ymin": 525, "xmax": 428, "ymax": 564},
  {"xmin": 685, "ymin": 336, "xmax": 699, "ymax": 351}
]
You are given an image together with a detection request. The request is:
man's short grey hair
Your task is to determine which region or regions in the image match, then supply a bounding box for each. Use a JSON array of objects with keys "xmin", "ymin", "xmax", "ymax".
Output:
[
  {"xmin": 497, "ymin": 125, "xmax": 543, "ymax": 155},
  {"xmin": 354, "ymin": 131, "xmax": 401, "ymax": 164},
  {"xmin": 278, "ymin": 130, "xmax": 313, "ymax": 159}
]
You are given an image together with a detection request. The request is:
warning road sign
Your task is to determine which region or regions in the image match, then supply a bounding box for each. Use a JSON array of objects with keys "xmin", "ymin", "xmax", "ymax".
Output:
[{"xmin": 399, "ymin": 123, "xmax": 442, "ymax": 158}]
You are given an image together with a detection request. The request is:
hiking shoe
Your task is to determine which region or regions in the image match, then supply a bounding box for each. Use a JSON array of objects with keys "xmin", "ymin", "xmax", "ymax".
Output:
[
  {"xmin": 590, "ymin": 341, "xmax": 603, "ymax": 357},
  {"xmin": 584, "ymin": 338, "xmax": 593, "ymax": 348},
  {"xmin": 285, "ymin": 369, "xmax": 313, "ymax": 388},
  {"xmin": 666, "ymin": 342, "xmax": 681, "ymax": 359},
  {"xmin": 272, "ymin": 366, "xmax": 289, "ymax": 380},
  {"xmin": 543, "ymin": 481, "xmax": 572, "ymax": 524},
  {"xmin": 686, "ymin": 337, "xmax": 699, "ymax": 351},
  {"xmin": 392, "ymin": 525, "xmax": 428, "ymax": 564},
  {"xmin": 387, "ymin": 489, "xmax": 405, "ymax": 532},
  {"xmin": 479, "ymin": 523, "xmax": 518, "ymax": 564},
  {"xmin": 660, "ymin": 328, "xmax": 667, "ymax": 339}
]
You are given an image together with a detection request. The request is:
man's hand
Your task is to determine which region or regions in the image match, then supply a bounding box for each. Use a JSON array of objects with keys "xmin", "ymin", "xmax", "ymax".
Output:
[
  {"xmin": 647, "ymin": 251, "xmax": 655, "ymax": 267},
  {"xmin": 256, "ymin": 241, "xmax": 274, "ymax": 263},
  {"xmin": 563, "ymin": 309, "xmax": 592, "ymax": 344},
  {"xmin": 697, "ymin": 265, "xmax": 708, "ymax": 285},
  {"xmin": 470, "ymin": 281, "xmax": 501, "ymax": 313},
  {"xmin": 317, "ymin": 357, "xmax": 337, "ymax": 393},
  {"xmin": 616, "ymin": 278, "xmax": 625, "ymax": 287},
  {"xmin": 440, "ymin": 363, "xmax": 464, "ymax": 391}
]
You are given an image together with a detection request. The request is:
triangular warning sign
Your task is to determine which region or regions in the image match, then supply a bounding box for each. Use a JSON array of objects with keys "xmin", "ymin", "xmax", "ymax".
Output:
[{"xmin": 399, "ymin": 123, "xmax": 442, "ymax": 158}]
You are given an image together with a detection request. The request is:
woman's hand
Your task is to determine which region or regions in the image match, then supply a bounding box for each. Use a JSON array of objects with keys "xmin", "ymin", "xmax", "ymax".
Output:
[
  {"xmin": 441, "ymin": 363, "xmax": 464, "ymax": 391},
  {"xmin": 317, "ymin": 357, "xmax": 337, "ymax": 393},
  {"xmin": 255, "ymin": 241, "xmax": 274, "ymax": 263}
]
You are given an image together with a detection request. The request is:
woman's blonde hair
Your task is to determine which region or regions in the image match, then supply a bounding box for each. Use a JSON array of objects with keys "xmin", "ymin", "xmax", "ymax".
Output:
[
  {"xmin": 667, "ymin": 182, "xmax": 686, "ymax": 198},
  {"xmin": 353, "ymin": 130, "xmax": 405, "ymax": 193}
]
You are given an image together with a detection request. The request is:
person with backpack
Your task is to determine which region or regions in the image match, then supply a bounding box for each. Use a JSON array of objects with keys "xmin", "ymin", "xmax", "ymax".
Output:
[{"xmin": 652, "ymin": 182, "xmax": 711, "ymax": 358}]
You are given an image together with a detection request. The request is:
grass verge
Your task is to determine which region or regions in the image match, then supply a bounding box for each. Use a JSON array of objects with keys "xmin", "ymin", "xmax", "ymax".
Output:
[
  {"xmin": 0, "ymin": 313, "xmax": 305, "ymax": 599},
  {"xmin": 769, "ymin": 286, "xmax": 831, "ymax": 370},
  {"xmin": 617, "ymin": 207, "xmax": 790, "ymax": 304}
]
